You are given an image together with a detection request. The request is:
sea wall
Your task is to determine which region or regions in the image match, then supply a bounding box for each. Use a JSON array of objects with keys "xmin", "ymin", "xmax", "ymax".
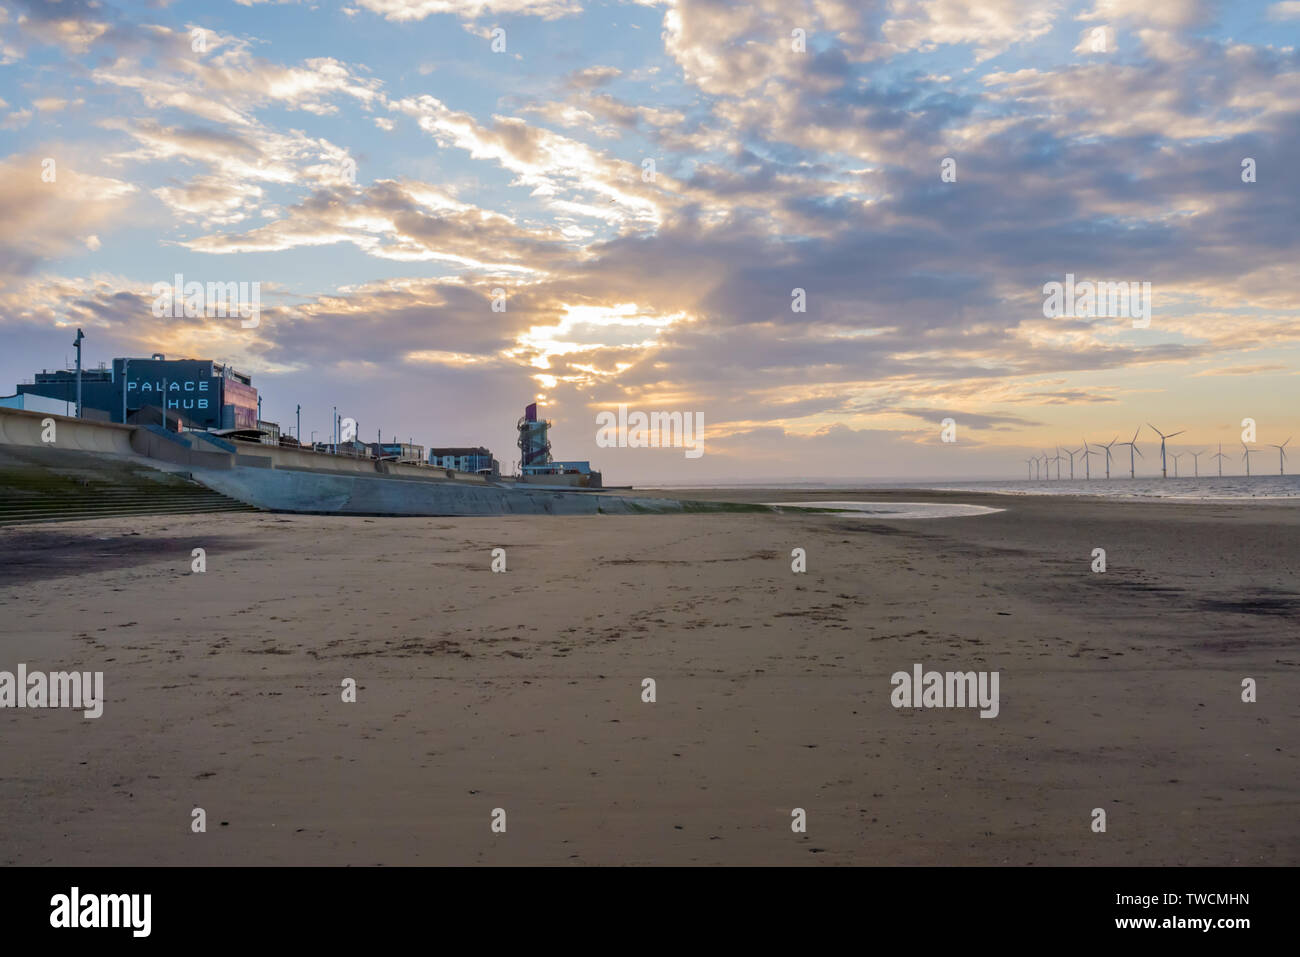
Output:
[
  {"xmin": 0, "ymin": 407, "xmax": 759, "ymax": 517},
  {"xmin": 0, "ymin": 407, "xmax": 136, "ymax": 456},
  {"xmin": 0, "ymin": 408, "xmax": 491, "ymax": 483},
  {"xmin": 188, "ymin": 465, "xmax": 689, "ymax": 515}
]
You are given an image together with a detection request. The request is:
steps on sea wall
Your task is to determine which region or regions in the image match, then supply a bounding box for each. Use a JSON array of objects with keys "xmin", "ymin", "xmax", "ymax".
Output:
[{"xmin": 0, "ymin": 445, "xmax": 257, "ymax": 526}]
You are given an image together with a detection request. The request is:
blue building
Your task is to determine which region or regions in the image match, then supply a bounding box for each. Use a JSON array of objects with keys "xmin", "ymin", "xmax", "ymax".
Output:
[
  {"xmin": 429, "ymin": 447, "xmax": 497, "ymax": 475},
  {"xmin": 371, "ymin": 441, "xmax": 425, "ymax": 464},
  {"xmin": 18, "ymin": 354, "xmax": 257, "ymax": 430}
]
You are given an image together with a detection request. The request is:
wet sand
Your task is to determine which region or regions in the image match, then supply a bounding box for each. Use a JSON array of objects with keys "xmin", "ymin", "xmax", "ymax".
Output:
[{"xmin": 0, "ymin": 488, "xmax": 1296, "ymax": 865}]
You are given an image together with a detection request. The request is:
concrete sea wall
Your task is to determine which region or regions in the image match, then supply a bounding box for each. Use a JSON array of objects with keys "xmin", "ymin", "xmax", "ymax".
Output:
[
  {"xmin": 0, "ymin": 406, "xmax": 137, "ymax": 456},
  {"xmin": 189, "ymin": 465, "xmax": 695, "ymax": 516},
  {"xmin": 1, "ymin": 407, "xmax": 760, "ymax": 518}
]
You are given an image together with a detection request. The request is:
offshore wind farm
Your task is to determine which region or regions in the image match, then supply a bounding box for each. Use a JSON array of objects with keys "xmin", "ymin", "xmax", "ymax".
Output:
[{"xmin": 988, "ymin": 423, "xmax": 1300, "ymax": 499}]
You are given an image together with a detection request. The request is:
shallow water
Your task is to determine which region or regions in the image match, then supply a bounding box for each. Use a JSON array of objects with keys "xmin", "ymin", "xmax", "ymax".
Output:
[
  {"xmin": 929, "ymin": 474, "xmax": 1300, "ymax": 501},
  {"xmin": 656, "ymin": 474, "xmax": 1300, "ymax": 502},
  {"xmin": 765, "ymin": 501, "xmax": 1003, "ymax": 519}
]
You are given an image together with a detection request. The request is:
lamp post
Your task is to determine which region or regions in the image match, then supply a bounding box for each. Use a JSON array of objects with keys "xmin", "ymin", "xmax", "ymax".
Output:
[
  {"xmin": 296, "ymin": 404, "xmax": 301, "ymax": 445},
  {"xmin": 121, "ymin": 358, "xmax": 130, "ymax": 423},
  {"xmin": 73, "ymin": 328, "xmax": 84, "ymax": 418}
]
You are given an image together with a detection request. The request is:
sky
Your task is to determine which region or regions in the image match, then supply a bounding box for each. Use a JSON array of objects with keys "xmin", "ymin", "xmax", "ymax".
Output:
[{"xmin": 1, "ymin": 0, "xmax": 1298, "ymax": 483}]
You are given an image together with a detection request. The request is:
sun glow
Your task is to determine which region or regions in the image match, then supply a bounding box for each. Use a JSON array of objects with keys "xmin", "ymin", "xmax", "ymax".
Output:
[{"xmin": 510, "ymin": 302, "xmax": 689, "ymax": 369}]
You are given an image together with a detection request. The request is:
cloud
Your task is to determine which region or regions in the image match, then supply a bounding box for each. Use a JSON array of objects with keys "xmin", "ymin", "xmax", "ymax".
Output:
[
  {"xmin": 103, "ymin": 117, "xmax": 360, "ymax": 224},
  {"xmin": 564, "ymin": 65, "xmax": 622, "ymax": 90},
  {"xmin": 179, "ymin": 178, "xmax": 577, "ymax": 271},
  {"xmin": 0, "ymin": 155, "xmax": 137, "ymax": 283},
  {"xmin": 8, "ymin": 0, "xmax": 111, "ymax": 53},
  {"xmin": 1192, "ymin": 363, "xmax": 1292, "ymax": 377},
  {"xmin": 391, "ymin": 94, "xmax": 667, "ymax": 227},
  {"xmin": 1077, "ymin": 0, "xmax": 1210, "ymax": 29},
  {"xmin": 2, "ymin": 108, "xmax": 33, "ymax": 128},
  {"xmin": 90, "ymin": 27, "xmax": 384, "ymax": 127},
  {"xmin": 881, "ymin": 0, "xmax": 1063, "ymax": 62},
  {"xmin": 355, "ymin": 0, "xmax": 581, "ymax": 24}
]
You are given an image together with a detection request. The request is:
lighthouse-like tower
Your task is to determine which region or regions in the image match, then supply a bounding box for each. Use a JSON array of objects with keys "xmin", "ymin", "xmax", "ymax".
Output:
[{"xmin": 516, "ymin": 402, "xmax": 552, "ymax": 471}]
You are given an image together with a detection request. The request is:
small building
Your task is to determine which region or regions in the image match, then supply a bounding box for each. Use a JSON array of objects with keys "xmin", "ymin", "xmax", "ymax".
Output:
[
  {"xmin": 0, "ymin": 393, "xmax": 77, "ymax": 417},
  {"xmin": 370, "ymin": 441, "xmax": 425, "ymax": 464},
  {"xmin": 519, "ymin": 460, "xmax": 602, "ymax": 487},
  {"xmin": 257, "ymin": 420, "xmax": 281, "ymax": 446},
  {"xmin": 429, "ymin": 447, "xmax": 498, "ymax": 475},
  {"xmin": 522, "ymin": 460, "xmax": 597, "ymax": 477},
  {"xmin": 312, "ymin": 439, "xmax": 369, "ymax": 457}
]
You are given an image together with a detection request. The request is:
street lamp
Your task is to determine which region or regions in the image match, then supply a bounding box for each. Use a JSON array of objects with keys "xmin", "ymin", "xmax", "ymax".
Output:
[{"xmin": 72, "ymin": 328, "xmax": 84, "ymax": 418}]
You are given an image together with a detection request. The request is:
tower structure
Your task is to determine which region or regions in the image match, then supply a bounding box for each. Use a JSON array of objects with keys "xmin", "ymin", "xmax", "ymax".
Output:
[{"xmin": 516, "ymin": 402, "xmax": 552, "ymax": 471}]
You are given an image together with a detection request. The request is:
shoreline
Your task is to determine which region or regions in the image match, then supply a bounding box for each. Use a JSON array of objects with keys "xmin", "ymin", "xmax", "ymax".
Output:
[{"xmin": 637, "ymin": 481, "xmax": 1300, "ymax": 504}]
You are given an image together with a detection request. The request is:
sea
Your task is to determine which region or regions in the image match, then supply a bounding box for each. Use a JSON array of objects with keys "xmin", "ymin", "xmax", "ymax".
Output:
[{"xmin": 649, "ymin": 475, "xmax": 1300, "ymax": 502}]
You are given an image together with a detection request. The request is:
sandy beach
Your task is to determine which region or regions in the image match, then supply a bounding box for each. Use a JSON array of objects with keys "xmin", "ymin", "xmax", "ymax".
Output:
[{"xmin": 0, "ymin": 488, "xmax": 1296, "ymax": 866}]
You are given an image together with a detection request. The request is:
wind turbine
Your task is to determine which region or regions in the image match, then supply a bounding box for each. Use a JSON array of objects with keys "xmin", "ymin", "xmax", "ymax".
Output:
[
  {"xmin": 1189, "ymin": 450, "xmax": 1204, "ymax": 478},
  {"xmin": 1242, "ymin": 441, "xmax": 1260, "ymax": 476},
  {"xmin": 1269, "ymin": 437, "xmax": 1291, "ymax": 475},
  {"xmin": 1081, "ymin": 439, "xmax": 1098, "ymax": 480},
  {"xmin": 1063, "ymin": 446, "xmax": 1081, "ymax": 480},
  {"xmin": 1116, "ymin": 428, "xmax": 1142, "ymax": 478},
  {"xmin": 1147, "ymin": 424, "xmax": 1185, "ymax": 478},
  {"xmin": 1025, "ymin": 457, "xmax": 1036, "ymax": 480},
  {"xmin": 1171, "ymin": 451, "xmax": 1186, "ymax": 477},
  {"xmin": 1210, "ymin": 443, "xmax": 1227, "ymax": 477},
  {"xmin": 1099, "ymin": 435, "xmax": 1118, "ymax": 479}
]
